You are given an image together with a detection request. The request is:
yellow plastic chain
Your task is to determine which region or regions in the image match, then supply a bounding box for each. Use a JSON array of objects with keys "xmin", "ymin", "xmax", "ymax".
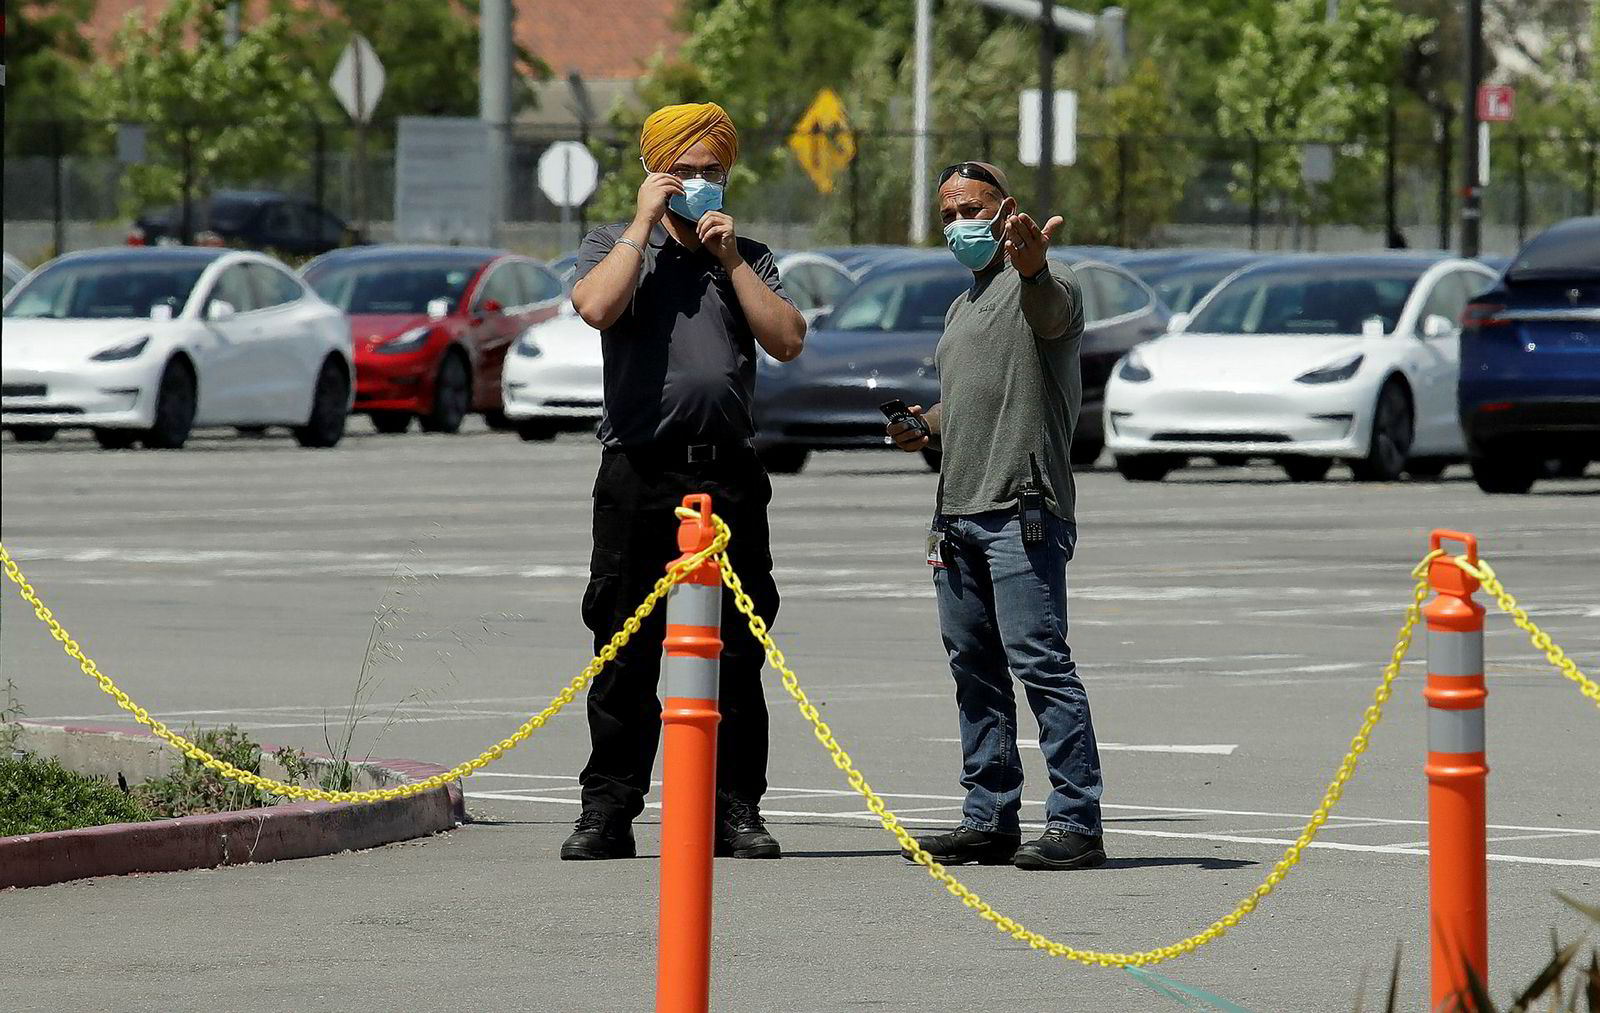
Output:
[
  {"xmin": 1448, "ymin": 556, "xmax": 1600, "ymax": 709},
  {"xmin": 719, "ymin": 516, "xmax": 1427, "ymax": 968},
  {"xmin": 0, "ymin": 529, "xmax": 726, "ymax": 804}
]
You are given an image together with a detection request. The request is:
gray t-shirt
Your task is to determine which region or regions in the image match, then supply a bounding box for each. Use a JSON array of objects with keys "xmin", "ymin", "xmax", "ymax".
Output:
[
  {"xmin": 575, "ymin": 222, "xmax": 792, "ymax": 448},
  {"xmin": 934, "ymin": 260, "xmax": 1084, "ymax": 521}
]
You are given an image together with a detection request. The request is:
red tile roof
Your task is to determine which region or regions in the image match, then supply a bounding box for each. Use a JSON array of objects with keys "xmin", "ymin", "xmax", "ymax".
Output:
[
  {"xmin": 77, "ymin": 0, "xmax": 684, "ymax": 82},
  {"xmin": 519, "ymin": 0, "xmax": 684, "ymax": 80}
]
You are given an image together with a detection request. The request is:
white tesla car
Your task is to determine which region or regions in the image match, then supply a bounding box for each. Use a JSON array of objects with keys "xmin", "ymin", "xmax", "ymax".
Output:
[
  {"xmin": 501, "ymin": 251, "xmax": 855, "ymax": 442},
  {"xmin": 1103, "ymin": 253, "xmax": 1498, "ymax": 482},
  {"xmin": 2, "ymin": 247, "xmax": 352, "ymax": 450}
]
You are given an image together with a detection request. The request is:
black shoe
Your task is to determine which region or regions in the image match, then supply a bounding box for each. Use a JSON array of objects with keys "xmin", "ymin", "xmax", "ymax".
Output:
[
  {"xmin": 716, "ymin": 796, "xmax": 782, "ymax": 859},
  {"xmin": 901, "ymin": 827, "xmax": 1021, "ymax": 865},
  {"xmin": 559, "ymin": 810, "xmax": 636, "ymax": 860},
  {"xmin": 1012, "ymin": 829, "xmax": 1106, "ymax": 870}
]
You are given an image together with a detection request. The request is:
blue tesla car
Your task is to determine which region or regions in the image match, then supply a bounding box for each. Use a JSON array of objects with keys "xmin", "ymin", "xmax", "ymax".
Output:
[{"xmin": 1459, "ymin": 216, "xmax": 1599, "ymax": 493}]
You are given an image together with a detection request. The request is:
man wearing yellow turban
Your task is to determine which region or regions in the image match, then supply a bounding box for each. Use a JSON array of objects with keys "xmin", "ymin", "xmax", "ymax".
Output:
[{"xmin": 564, "ymin": 102, "xmax": 807, "ymax": 862}]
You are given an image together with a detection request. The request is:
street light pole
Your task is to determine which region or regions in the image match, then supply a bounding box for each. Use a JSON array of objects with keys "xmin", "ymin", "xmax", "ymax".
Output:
[
  {"xmin": 910, "ymin": 0, "xmax": 933, "ymax": 244},
  {"xmin": 1461, "ymin": 0, "xmax": 1483, "ymax": 256},
  {"xmin": 1037, "ymin": 0, "xmax": 1055, "ymax": 214}
]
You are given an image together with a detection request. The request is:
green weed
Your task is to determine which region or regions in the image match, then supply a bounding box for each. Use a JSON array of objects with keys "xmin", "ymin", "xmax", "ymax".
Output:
[{"xmin": 0, "ymin": 754, "xmax": 151, "ymax": 836}]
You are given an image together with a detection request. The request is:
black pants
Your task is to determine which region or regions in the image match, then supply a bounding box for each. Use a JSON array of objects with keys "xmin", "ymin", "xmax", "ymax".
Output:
[{"xmin": 579, "ymin": 445, "xmax": 781, "ymax": 822}]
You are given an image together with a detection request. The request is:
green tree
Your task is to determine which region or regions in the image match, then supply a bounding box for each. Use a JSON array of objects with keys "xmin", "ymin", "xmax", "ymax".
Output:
[
  {"xmin": 95, "ymin": 0, "xmax": 326, "ymax": 217},
  {"xmin": 293, "ymin": 0, "xmax": 548, "ymax": 121},
  {"xmin": 1217, "ymin": 0, "xmax": 1431, "ymax": 234},
  {"xmin": 2, "ymin": 0, "xmax": 96, "ymax": 153},
  {"xmin": 584, "ymin": 0, "xmax": 897, "ymax": 227}
]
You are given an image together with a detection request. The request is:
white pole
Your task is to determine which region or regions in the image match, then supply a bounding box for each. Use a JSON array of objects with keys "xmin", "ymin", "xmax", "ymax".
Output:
[{"xmin": 910, "ymin": 0, "xmax": 933, "ymax": 244}]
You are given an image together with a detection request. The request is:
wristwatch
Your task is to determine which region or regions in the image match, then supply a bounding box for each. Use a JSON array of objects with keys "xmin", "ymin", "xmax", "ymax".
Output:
[{"xmin": 1020, "ymin": 265, "xmax": 1050, "ymax": 285}]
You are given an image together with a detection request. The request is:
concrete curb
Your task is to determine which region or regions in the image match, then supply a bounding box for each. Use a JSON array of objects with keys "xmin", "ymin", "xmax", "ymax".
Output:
[{"xmin": 2, "ymin": 722, "xmax": 467, "ymax": 889}]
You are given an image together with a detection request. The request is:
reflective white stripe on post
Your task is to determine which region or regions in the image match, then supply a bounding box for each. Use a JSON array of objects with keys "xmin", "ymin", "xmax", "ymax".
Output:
[
  {"xmin": 669, "ymin": 581, "xmax": 721, "ymax": 631},
  {"xmin": 665, "ymin": 582, "xmax": 721, "ymax": 702},
  {"xmin": 1428, "ymin": 629, "xmax": 1484, "ymax": 676},
  {"xmin": 1427, "ymin": 707, "xmax": 1485, "ymax": 754}
]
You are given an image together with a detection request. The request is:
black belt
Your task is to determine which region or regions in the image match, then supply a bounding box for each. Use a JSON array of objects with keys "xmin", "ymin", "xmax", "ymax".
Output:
[{"xmin": 608, "ymin": 438, "xmax": 753, "ymax": 465}]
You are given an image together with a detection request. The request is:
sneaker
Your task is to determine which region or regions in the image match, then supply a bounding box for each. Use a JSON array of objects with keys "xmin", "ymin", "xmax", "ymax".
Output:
[
  {"xmin": 900, "ymin": 827, "xmax": 1021, "ymax": 865},
  {"xmin": 1012, "ymin": 829, "xmax": 1106, "ymax": 870},
  {"xmin": 559, "ymin": 809, "xmax": 636, "ymax": 861},
  {"xmin": 716, "ymin": 796, "xmax": 782, "ymax": 859}
]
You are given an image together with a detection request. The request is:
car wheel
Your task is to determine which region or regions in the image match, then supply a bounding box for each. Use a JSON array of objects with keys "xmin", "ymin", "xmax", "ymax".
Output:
[
  {"xmin": 1115, "ymin": 454, "xmax": 1179, "ymax": 482},
  {"xmin": 292, "ymin": 358, "xmax": 349, "ymax": 449},
  {"xmin": 235, "ymin": 425, "xmax": 269, "ymax": 437},
  {"xmin": 758, "ymin": 445, "xmax": 809, "ymax": 474},
  {"xmin": 142, "ymin": 359, "xmax": 198, "ymax": 450},
  {"xmin": 1470, "ymin": 452, "xmax": 1538, "ymax": 494},
  {"xmin": 420, "ymin": 353, "xmax": 470, "ymax": 434},
  {"xmin": 1069, "ymin": 438, "xmax": 1103, "ymax": 468},
  {"xmin": 1405, "ymin": 456, "xmax": 1451, "ymax": 480},
  {"xmin": 483, "ymin": 408, "xmax": 516, "ymax": 431},
  {"xmin": 1281, "ymin": 457, "xmax": 1332, "ymax": 483},
  {"xmin": 1349, "ymin": 381, "xmax": 1412, "ymax": 482},
  {"xmin": 370, "ymin": 410, "xmax": 412, "ymax": 434},
  {"xmin": 920, "ymin": 448, "xmax": 943, "ymax": 473},
  {"xmin": 93, "ymin": 428, "xmax": 141, "ymax": 450},
  {"xmin": 516, "ymin": 419, "xmax": 558, "ymax": 442},
  {"xmin": 10, "ymin": 425, "xmax": 58, "ymax": 443}
]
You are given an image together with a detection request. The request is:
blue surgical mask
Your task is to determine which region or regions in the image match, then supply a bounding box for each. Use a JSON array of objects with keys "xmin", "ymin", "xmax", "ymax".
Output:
[
  {"xmin": 669, "ymin": 178, "xmax": 724, "ymax": 222},
  {"xmin": 944, "ymin": 216, "xmax": 1000, "ymax": 270}
]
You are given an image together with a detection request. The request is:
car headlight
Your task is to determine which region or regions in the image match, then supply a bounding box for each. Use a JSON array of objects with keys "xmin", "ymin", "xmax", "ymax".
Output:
[
  {"xmin": 1117, "ymin": 349, "xmax": 1152, "ymax": 383},
  {"xmin": 90, "ymin": 335, "xmax": 150, "ymax": 361},
  {"xmin": 1295, "ymin": 353, "xmax": 1364, "ymax": 385},
  {"xmin": 514, "ymin": 335, "xmax": 543, "ymax": 358},
  {"xmin": 377, "ymin": 326, "xmax": 433, "ymax": 355}
]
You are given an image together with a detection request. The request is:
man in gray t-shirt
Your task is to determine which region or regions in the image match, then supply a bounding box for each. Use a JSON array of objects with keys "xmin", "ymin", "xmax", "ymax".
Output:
[{"xmin": 888, "ymin": 160, "xmax": 1105, "ymax": 871}]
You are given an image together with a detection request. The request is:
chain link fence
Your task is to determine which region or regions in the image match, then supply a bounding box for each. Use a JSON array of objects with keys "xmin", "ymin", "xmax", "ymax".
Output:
[{"xmin": 5, "ymin": 117, "xmax": 1595, "ymax": 263}]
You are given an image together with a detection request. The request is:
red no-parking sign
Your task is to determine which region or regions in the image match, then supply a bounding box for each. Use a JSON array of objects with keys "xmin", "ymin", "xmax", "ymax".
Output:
[{"xmin": 1477, "ymin": 85, "xmax": 1515, "ymax": 123}]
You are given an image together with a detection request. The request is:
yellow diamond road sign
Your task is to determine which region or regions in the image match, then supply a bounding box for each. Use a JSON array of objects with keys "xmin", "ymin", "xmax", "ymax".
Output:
[{"xmin": 788, "ymin": 89, "xmax": 856, "ymax": 194}]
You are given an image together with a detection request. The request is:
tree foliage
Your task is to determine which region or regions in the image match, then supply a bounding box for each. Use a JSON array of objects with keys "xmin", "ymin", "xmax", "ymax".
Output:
[
  {"xmin": 292, "ymin": 0, "xmax": 548, "ymax": 122},
  {"xmin": 1217, "ymin": 0, "xmax": 1431, "ymax": 227},
  {"xmin": 2, "ymin": 0, "xmax": 97, "ymax": 152},
  {"xmin": 94, "ymin": 0, "xmax": 326, "ymax": 212}
]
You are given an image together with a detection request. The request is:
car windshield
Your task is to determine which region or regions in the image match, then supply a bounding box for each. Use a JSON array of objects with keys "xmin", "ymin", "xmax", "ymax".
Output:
[
  {"xmin": 1187, "ymin": 264, "xmax": 1424, "ymax": 335},
  {"xmin": 305, "ymin": 259, "xmax": 483, "ymax": 314},
  {"xmin": 1507, "ymin": 221, "xmax": 1600, "ymax": 280},
  {"xmin": 1152, "ymin": 262, "xmax": 1254, "ymax": 313},
  {"xmin": 3, "ymin": 259, "xmax": 207, "ymax": 319},
  {"xmin": 828, "ymin": 267, "xmax": 969, "ymax": 332}
]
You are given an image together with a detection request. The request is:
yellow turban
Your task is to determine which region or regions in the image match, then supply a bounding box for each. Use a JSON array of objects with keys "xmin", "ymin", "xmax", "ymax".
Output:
[{"xmin": 639, "ymin": 102, "xmax": 739, "ymax": 173}]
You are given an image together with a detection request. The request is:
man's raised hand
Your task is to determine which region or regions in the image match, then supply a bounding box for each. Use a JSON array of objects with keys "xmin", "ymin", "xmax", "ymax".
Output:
[
  {"xmin": 635, "ymin": 172, "xmax": 685, "ymax": 227},
  {"xmin": 1004, "ymin": 209, "xmax": 1064, "ymax": 278}
]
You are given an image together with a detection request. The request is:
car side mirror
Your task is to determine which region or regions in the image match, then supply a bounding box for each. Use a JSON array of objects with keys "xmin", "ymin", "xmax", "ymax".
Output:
[
  {"xmin": 207, "ymin": 300, "xmax": 236, "ymax": 321},
  {"xmin": 480, "ymin": 298, "xmax": 503, "ymax": 315},
  {"xmin": 427, "ymin": 297, "xmax": 451, "ymax": 320},
  {"xmin": 1167, "ymin": 311, "xmax": 1190, "ymax": 333},
  {"xmin": 1422, "ymin": 313, "xmax": 1455, "ymax": 338}
]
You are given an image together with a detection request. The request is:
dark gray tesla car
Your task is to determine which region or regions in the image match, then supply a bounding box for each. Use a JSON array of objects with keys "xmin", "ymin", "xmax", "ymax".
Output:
[{"xmin": 753, "ymin": 250, "xmax": 1170, "ymax": 473}]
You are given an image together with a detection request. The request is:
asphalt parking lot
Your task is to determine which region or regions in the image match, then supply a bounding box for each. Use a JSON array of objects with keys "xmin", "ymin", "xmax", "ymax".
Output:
[{"xmin": 2, "ymin": 423, "xmax": 1596, "ymax": 1013}]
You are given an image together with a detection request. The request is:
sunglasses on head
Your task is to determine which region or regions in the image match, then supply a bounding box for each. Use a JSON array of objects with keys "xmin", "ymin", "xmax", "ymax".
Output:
[{"xmin": 937, "ymin": 162, "xmax": 1005, "ymax": 193}]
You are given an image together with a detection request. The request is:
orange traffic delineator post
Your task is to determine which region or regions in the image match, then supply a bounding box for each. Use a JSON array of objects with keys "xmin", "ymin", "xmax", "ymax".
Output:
[
  {"xmin": 656, "ymin": 493, "xmax": 723, "ymax": 1013},
  {"xmin": 1423, "ymin": 529, "xmax": 1489, "ymax": 1008}
]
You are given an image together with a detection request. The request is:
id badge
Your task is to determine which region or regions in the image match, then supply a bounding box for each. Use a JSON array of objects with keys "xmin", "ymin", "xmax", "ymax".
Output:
[{"xmin": 926, "ymin": 529, "xmax": 945, "ymax": 568}]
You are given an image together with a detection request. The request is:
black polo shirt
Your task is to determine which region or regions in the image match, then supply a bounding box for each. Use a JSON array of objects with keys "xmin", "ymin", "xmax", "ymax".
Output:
[{"xmin": 574, "ymin": 222, "xmax": 792, "ymax": 448}]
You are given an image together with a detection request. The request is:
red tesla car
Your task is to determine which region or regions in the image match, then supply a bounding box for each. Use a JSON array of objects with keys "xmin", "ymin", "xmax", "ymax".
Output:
[{"xmin": 301, "ymin": 246, "xmax": 566, "ymax": 433}]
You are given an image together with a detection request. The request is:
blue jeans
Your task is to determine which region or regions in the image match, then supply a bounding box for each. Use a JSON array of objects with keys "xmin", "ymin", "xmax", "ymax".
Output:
[{"xmin": 932, "ymin": 509, "xmax": 1104, "ymax": 836}]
